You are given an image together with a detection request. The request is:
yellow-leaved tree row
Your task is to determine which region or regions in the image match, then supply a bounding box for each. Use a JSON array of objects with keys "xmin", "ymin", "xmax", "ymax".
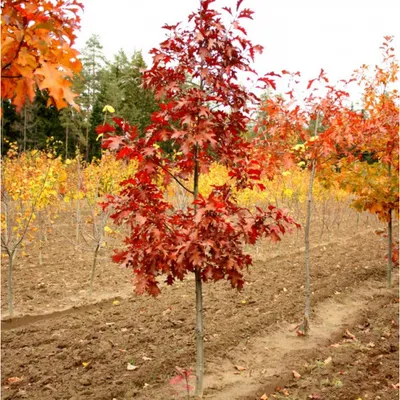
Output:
[{"xmin": 2, "ymin": 142, "xmax": 355, "ymax": 316}]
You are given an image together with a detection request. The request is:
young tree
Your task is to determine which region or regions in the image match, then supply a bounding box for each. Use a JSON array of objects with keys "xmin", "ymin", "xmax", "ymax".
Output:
[
  {"xmin": 99, "ymin": 1, "xmax": 299, "ymax": 396},
  {"xmin": 1, "ymin": 147, "xmax": 65, "ymax": 316},
  {"xmin": 1, "ymin": 0, "xmax": 82, "ymax": 111},
  {"xmin": 334, "ymin": 37, "xmax": 399, "ymax": 287},
  {"xmin": 256, "ymin": 69, "xmax": 358, "ymax": 335}
]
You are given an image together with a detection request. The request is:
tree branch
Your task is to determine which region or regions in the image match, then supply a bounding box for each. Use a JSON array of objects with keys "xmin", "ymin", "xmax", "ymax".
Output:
[
  {"xmin": 159, "ymin": 163, "xmax": 194, "ymax": 195},
  {"xmin": 1, "ymin": 75, "xmax": 23, "ymax": 79}
]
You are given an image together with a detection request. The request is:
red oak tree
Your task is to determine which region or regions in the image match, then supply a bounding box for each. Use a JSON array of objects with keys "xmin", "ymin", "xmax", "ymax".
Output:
[{"xmin": 99, "ymin": 0, "xmax": 299, "ymax": 395}]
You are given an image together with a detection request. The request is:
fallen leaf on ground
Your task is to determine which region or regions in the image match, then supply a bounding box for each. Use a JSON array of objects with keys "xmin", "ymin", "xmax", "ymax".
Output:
[
  {"xmin": 367, "ymin": 342, "xmax": 375, "ymax": 348},
  {"xmin": 324, "ymin": 356, "xmax": 332, "ymax": 365},
  {"xmin": 293, "ymin": 370, "xmax": 301, "ymax": 379},
  {"xmin": 82, "ymin": 362, "xmax": 89, "ymax": 368},
  {"xmin": 6, "ymin": 376, "xmax": 23, "ymax": 384},
  {"xmin": 142, "ymin": 356, "xmax": 152, "ymax": 361},
  {"xmin": 344, "ymin": 329, "xmax": 356, "ymax": 340},
  {"xmin": 162, "ymin": 307, "xmax": 171, "ymax": 316},
  {"xmin": 234, "ymin": 365, "xmax": 246, "ymax": 371},
  {"xmin": 127, "ymin": 363, "xmax": 139, "ymax": 371},
  {"xmin": 260, "ymin": 394, "xmax": 268, "ymax": 400},
  {"xmin": 113, "ymin": 300, "xmax": 120, "ymax": 306},
  {"xmin": 295, "ymin": 324, "xmax": 306, "ymax": 336}
]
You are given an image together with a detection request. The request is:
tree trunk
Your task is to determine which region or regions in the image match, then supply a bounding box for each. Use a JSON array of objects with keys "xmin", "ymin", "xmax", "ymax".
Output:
[
  {"xmin": 38, "ymin": 211, "xmax": 43, "ymax": 265},
  {"xmin": 387, "ymin": 163, "xmax": 393, "ymax": 288},
  {"xmin": 303, "ymin": 159, "xmax": 316, "ymax": 334},
  {"xmin": 85, "ymin": 125, "xmax": 89, "ymax": 163},
  {"xmin": 193, "ymin": 144, "xmax": 204, "ymax": 398},
  {"xmin": 388, "ymin": 210, "xmax": 393, "ymax": 288},
  {"xmin": 195, "ymin": 268, "xmax": 204, "ymax": 397},
  {"xmin": 7, "ymin": 250, "xmax": 15, "ymax": 317},
  {"xmin": 302, "ymin": 114, "xmax": 319, "ymax": 335},
  {"xmin": 65, "ymin": 124, "xmax": 69, "ymax": 159},
  {"xmin": 75, "ymin": 156, "xmax": 81, "ymax": 247},
  {"xmin": 23, "ymin": 105, "xmax": 27, "ymax": 152},
  {"xmin": 88, "ymin": 243, "xmax": 100, "ymax": 297}
]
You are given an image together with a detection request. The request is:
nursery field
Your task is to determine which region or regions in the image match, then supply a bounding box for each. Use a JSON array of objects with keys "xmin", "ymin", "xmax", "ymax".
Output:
[
  {"xmin": 1, "ymin": 213, "xmax": 398, "ymax": 400},
  {"xmin": 1, "ymin": 2, "xmax": 399, "ymax": 399}
]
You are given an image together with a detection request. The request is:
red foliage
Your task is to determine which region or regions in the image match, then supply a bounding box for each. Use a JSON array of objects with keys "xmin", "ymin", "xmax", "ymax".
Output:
[{"xmin": 100, "ymin": 0, "xmax": 299, "ymax": 295}]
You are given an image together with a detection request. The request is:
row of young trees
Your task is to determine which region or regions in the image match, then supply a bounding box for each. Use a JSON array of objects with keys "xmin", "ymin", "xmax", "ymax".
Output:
[
  {"xmin": 2, "ymin": 33, "xmax": 157, "ymax": 161},
  {"xmin": 97, "ymin": 4, "xmax": 398, "ymax": 396},
  {"xmin": 1, "ymin": 0, "xmax": 398, "ymax": 397}
]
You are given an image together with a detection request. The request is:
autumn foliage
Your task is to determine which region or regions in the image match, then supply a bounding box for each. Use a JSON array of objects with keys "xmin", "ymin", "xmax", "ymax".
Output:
[
  {"xmin": 98, "ymin": 0, "xmax": 299, "ymax": 296},
  {"xmin": 1, "ymin": 0, "xmax": 83, "ymax": 110}
]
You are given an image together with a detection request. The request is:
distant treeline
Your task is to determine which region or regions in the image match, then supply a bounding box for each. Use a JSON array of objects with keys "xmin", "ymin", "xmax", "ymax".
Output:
[{"xmin": 1, "ymin": 34, "xmax": 158, "ymax": 161}]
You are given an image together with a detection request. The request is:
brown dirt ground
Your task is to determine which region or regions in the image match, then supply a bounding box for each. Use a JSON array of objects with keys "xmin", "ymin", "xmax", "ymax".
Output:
[{"xmin": 1, "ymin": 212, "xmax": 399, "ymax": 399}]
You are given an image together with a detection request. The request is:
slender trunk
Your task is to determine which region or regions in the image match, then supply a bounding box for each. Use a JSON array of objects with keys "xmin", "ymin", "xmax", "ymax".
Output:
[
  {"xmin": 85, "ymin": 126, "xmax": 89, "ymax": 164},
  {"xmin": 319, "ymin": 199, "xmax": 326, "ymax": 240},
  {"xmin": 387, "ymin": 163, "xmax": 393, "ymax": 288},
  {"xmin": 303, "ymin": 160, "xmax": 316, "ymax": 334},
  {"xmin": 7, "ymin": 250, "xmax": 15, "ymax": 317},
  {"xmin": 38, "ymin": 211, "xmax": 43, "ymax": 265},
  {"xmin": 1, "ymin": 99, "xmax": 4, "ymax": 153},
  {"xmin": 65, "ymin": 124, "xmax": 69, "ymax": 159},
  {"xmin": 303, "ymin": 114, "xmax": 319, "ymax": 335},
  {"xmin": 23, "ymin": 106, "xmax": 27, "ymax": 152},
  {"xmin": 195, "ymin": 269, "xmax": 204, "ymax": 397},
  {"xmin": 388, "ymin": 210, "xmax": 393, "ymax": 288},
  {"xmin": 193, "ymin": 144, "xmax": 204, "ymax": 398},
  {"xmin": 76, "ymin": 199, "xmax": 80, "ymax": 246},
  {"xmin": 76, "ymin": 157, "xmax": 81, "ymax": 246},
  {"xmin": 88, "ymin": 243, "xmax": 100, "ymax": 297}
]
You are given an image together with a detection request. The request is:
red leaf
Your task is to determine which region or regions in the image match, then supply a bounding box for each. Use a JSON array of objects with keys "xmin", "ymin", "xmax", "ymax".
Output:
[
  {"xmin": 170, "ymin": 375, "xmax": 184, "ymax": 385},
  {"xmin": 307, "ymin": 79, "xmax": 316, "ymax": 90}
]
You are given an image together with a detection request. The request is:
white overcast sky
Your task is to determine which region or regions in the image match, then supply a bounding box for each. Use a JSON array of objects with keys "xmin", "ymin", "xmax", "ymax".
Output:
[{"xmin": 75, "ymin": 0, "xmax": 400, "ymax": 100}]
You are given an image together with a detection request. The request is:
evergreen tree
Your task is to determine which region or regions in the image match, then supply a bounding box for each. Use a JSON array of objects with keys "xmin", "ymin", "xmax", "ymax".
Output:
[
  {"xmin": 77, "ymin": 34, "xmax": 106, "ymax": 161},
  {"xmin": 59, "ymin": 107, "xmax": 86, "ymax": 158},
  {"xmin": 121, "ymin": 51, "xmax": 158, "ymax": 133}
]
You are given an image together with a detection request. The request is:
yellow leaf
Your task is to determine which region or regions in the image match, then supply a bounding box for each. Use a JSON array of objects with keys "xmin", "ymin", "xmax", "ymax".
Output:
[
  {"xmin": 113, "ymin": 300, "xmax": 120, "ymax": 306},
  {"xmin": 104, "ymin": 226, "xmax": 113, "ymax": 233},
  {"xmin": 82, "ymin": 362, "xmax": 89, "ymax": 368},
  {"xmin": 102, "ymin": 105, "xmax": 115, "ymax": 113},
  {"xmin": 283, "ymin": 188, "xmax": 293, "ymax": 197}
]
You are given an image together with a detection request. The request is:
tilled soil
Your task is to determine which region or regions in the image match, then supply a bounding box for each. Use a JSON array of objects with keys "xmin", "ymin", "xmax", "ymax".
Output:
[{"xmin": 1, "ymin": 214, "xmax": 399, "ymax": 399}]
